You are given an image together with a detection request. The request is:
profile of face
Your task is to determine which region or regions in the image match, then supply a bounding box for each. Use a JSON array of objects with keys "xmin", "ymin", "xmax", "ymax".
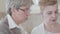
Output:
[
  {"xmin": 42, "ymin": 4, "xmax": 58, "ymax": 23},
  {"xmin": 11, "ymin": 6, "xmax": 30, "ymax": 24}
]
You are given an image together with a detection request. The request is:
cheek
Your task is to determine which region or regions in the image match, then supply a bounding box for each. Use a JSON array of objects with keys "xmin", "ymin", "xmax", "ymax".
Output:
[
  {"xmin": 56, "ymin": 14, "xmax": 58, "ymax": 17},
  {"xmin": 15, "ymin": 12, "xmax": 27, "ymax": 19},
  {"xmin": 16, "ymin": 13, "xmax": 27, "ymax": 21},
  {"xmin": 43, "ymin": 14, "xmax": 51, "ymax": 20},
  {"xmin": 19, "ymin": 13, "xmax": 27, "ymax": 18}
]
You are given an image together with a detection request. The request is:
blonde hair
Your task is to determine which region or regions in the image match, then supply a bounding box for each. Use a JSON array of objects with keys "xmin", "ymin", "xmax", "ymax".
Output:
[{"xmin": 39, "ymin": 0, "xmax": 58, "ymax": 11}]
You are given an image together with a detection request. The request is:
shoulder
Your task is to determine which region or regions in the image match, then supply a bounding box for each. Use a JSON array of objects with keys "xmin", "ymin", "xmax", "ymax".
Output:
[
  {"xmin": 0, "ymin": 17, "xmax": 9, "ymax": 31},
  {"xmin": 0, "ymin": 19, "xmax": 9, "ymax": 30},
  {"xmin": 0, "ymin": 16, "xmax": 8, "ymax": 26},
  {"xmin": 0, "ymin": 18, "xmax": 12, "ymax": 34},
  {"xmin": 31, "ymin": 23, "xmax": 44, "ymax": 34}
]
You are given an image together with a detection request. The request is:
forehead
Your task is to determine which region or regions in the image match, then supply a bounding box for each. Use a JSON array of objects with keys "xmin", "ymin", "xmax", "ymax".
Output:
[
  {"xmin": 19, "ymin": 6, "xmax": 30, "ymax": 9},
  {"xmin": 44, "ymin": 4, "xmax": 58, "ymax": 12}
]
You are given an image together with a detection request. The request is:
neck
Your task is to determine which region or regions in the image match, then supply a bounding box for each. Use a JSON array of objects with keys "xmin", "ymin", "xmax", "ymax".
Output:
[
  {"xmin": 11, "ymin": 15, "xmax": 20, "ymax": 25},
  {"xmin": 44, "ymin": 22, "xmax": 60, "ymax": 33},
  {"xmin": 45, "ymin": 22, "xmax": 59, "ymax": 28}
]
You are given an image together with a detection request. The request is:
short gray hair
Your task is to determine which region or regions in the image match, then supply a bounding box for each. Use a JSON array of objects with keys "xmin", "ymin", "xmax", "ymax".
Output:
[{"xmin": 6, "ymin": 0, "xmax": 33, "ymax": 15}]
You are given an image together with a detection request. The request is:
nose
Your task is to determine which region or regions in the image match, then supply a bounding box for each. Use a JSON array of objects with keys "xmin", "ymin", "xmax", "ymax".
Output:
[
  {"xmin": 26, "ymin": 12, "xmax": 30, "ymax": 16},
  {"xmin": 52, "ymin": 13, "xmax": 56, "ymax": 18}
]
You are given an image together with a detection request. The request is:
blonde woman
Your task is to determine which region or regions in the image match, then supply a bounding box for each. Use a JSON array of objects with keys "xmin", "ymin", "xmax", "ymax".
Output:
[{"xmin": 31, "ymin": 0, "xmax": 60, "ymax": 34}]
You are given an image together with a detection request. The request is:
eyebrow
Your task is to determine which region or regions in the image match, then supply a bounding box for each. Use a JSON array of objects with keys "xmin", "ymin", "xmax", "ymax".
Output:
[
  {"xmin": 55, "ymin": 9, "xmax": 58, "ymax": 12},
  {"xmin": 20, "ymin": 8, "xmax": 25, "ymax": 11}
]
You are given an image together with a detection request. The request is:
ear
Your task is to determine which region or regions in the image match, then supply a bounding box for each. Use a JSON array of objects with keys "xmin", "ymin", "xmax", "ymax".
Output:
[{"xmin": 11, "ymin": 6, "xmax": 17, "ymax": 13}]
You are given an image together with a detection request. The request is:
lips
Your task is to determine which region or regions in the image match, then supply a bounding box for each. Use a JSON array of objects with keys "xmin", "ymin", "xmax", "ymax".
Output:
[
  {"xmin": 52, "ymin": 19, "xmax": 56, "ymax": 22},
  {"xmin": 52, "ymin": 20, "xmax": 56, "ymax": 21}
]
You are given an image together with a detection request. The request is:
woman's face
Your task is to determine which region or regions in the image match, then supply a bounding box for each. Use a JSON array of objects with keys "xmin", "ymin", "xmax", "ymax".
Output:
[{"xmin": 43, "ymin": 4, "xmax": 58, "ymax": 23}]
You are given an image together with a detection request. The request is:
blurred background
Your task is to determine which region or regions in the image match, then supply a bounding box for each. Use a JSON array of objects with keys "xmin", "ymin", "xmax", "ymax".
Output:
[{"xmin": 0, "ymin": 0, "xmax": 60, "ymax": 34}]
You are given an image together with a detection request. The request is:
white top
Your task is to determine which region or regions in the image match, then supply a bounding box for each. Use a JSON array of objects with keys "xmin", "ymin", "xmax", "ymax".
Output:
[
  {"xmin": 31, "ymin": 23, "xmax": 60, "ymax": 34},
  {"xmin": 7, "ymin": 14, "xmax": 27, "ymax": 34},
  {"xmin": 45, "ymin": 29, "xmax": 60, "ymax": 34}
]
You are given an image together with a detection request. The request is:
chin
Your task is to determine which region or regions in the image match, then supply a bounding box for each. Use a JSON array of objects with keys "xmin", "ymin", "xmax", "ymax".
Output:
[
  {"xmin": 22, "ymin": 18, "xmax": 28, "ymax": 22},
  {"xmin": 51, "ymin": 21, "xmax": 57, "ymax": 24}
]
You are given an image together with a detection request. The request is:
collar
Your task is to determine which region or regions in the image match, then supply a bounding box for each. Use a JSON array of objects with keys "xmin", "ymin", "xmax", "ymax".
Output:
[
  {"xmin": 7, "ymin": 14, "xmax": 19, "ymax": 29},
  {"xmin": 7, "ymin": 14, "xmax": 27, "ymax": 34}
]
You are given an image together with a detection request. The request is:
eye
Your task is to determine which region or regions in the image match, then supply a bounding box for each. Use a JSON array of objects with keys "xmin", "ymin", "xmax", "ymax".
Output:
[
  {"xmin": 47, "ymin": 11, "xmax": 52, "ymax": 15},
  {"xmin": 19, "ymin": 8, "xmax": 26, "ymax": 12},
  {"xmin": 55, "ymin": 10, "xmax": 58, "ymax": 14},
  {"xmin": 55, "ymin": 11, "xmax": 58, "ymax": 14}
]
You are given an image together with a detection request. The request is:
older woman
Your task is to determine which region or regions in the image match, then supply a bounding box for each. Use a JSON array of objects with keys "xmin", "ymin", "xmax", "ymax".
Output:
[
  {"xmin": 0, "ymin": 0, "xmax": 33, "ymax": 34},
  {"xmin": 31, "ymin": 0, "xmax": 60, "ymax": 34}
]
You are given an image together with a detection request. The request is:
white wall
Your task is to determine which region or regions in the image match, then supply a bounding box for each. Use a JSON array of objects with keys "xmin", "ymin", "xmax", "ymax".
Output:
[{"xmin": 0, "ymin": 0, "xmax": 6, "ymax": 12}]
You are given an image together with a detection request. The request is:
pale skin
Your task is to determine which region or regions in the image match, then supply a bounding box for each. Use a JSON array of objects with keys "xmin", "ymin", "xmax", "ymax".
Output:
[
  {"xmin": 11, "ymin": 6, "xmax": 30, "ymax": 25},
  {"xmin": 41, "ymin": 4, "xmax": 60, "ymax": 33}
]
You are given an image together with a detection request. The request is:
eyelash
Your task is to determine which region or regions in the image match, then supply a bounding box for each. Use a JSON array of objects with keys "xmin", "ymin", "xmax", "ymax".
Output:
[{"xmin": 48, "ymin": 11, "xmax": 58, "ymax": 15}]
